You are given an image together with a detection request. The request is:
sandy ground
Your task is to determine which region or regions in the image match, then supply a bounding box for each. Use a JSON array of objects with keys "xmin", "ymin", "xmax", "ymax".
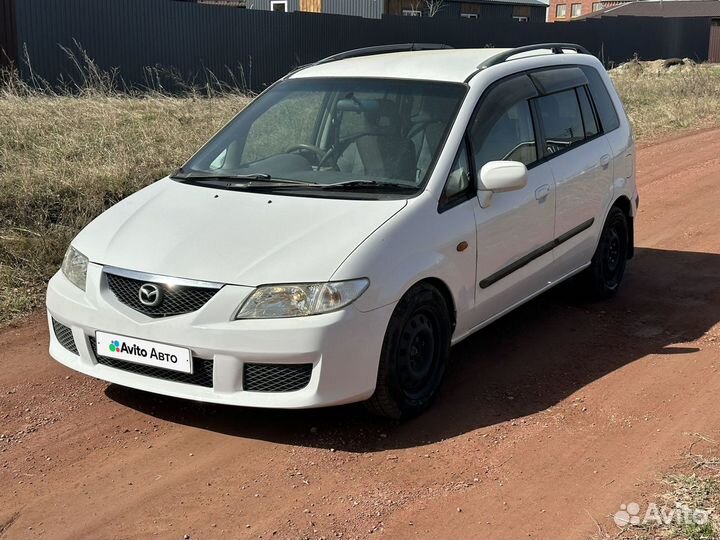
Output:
[{"xmin": 1, "ymin": 127, "xmax": 720, "ymax": 540}]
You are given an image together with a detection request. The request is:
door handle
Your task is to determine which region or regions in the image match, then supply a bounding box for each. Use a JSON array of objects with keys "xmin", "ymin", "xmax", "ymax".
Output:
[
  {"xmin": 535, "ymin": 184, "xmax": 551, "ymax": 201},
  {"xmin": 600, "ymin": 154, "xmax": 611, "ymax": 169}
]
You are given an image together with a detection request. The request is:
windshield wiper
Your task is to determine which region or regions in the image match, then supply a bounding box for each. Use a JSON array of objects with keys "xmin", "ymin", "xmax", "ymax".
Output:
[
  {"xmin": 172, "ymin": 171, "xmax": 274, "ymax": 182},
  {"xmin": 172, "ymin": 172, "xmax": 416, "ymax": 192},
  {"xmin": 172, "ymin": 171, "xmax": 315, "ymax": 188},
  {"xmin": 316, "ymin": 180, "xmax": 417, "ymax": 191}
]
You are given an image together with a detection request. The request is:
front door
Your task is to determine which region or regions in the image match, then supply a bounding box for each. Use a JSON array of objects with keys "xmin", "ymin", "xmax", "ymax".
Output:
[{"xmin": 468, "ymin": 74, "xmax": 557, "ymax": 326}]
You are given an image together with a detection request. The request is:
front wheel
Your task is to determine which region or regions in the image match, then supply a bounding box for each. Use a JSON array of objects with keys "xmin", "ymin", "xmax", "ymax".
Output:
[
  {"xmin": 581, "ymin": 206, "xmax": 629, "ymax": 300},
  {"xmin": 365, "ymin": 283, "xmax": 451, "ymax": 419}
]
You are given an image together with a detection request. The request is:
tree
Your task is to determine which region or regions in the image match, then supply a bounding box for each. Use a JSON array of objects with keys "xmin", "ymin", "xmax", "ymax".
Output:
[
  {"xmin": 424, "ymin": 0, "xmax": 446, "ymax": 17},
  {"xmin": 407, "ymin": 0, "xmax": 446, "ymax": 17}
]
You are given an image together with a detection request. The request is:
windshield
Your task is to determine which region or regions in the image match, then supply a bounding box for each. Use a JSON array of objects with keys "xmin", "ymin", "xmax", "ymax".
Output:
[{"xmin": 177, "ymin": 78, "xmax": 466, "ymax": 196}]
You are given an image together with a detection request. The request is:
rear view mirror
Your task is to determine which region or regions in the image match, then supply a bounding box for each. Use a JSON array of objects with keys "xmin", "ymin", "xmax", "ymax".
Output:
[
  {"xmin": 477, "ymin": 161, "xmax": 528, "ymax": 208},
  {"xmin": 479, "ymin": 161, "xmax": 528, "ymax": 192},
  {"xmin": 335, "ymin": 98, "xmax": 380, "ymax": 113}
]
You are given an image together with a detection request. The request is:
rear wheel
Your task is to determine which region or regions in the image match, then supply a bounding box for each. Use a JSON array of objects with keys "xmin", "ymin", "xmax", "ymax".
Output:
[
  {"xmin": 365, "ymin": 283, "xmax": 451, "ymax": 419},
  {"xmin": 582, "ymin": 206, "xmax": 629, "ymax": 300}
]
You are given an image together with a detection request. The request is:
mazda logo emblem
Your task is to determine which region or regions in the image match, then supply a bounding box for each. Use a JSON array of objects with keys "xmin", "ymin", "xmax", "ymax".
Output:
[{"xmin": 138, "ymin": 283, "xmax": 163, "ymax": 307}]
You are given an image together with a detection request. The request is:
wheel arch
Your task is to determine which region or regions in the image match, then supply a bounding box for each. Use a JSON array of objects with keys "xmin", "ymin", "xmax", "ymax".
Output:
[
  {"xmin": 611, "ymin": 195, "xmax": 634, "ymax": 259},
  {"xmin": 413, "ymin": 277, "xmax": 457, "ymax": 333}
]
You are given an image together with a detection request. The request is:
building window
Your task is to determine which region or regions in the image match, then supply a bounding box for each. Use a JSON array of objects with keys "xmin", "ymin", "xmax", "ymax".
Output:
[
  {"xmin": 513, "ymin": 15, "xmax": 529, "ymax": 21},
  {"xmin": 402, "ymin": 9, "xmax": 422, "ymax": 16},
  {"xmin": 571, "ymin": 3, "xmax": 582, "ymax": 16},
  {"xmin": 592, "ymin": 2, "xmax": 603, "ymax": 10},
  {"xmin": 270, "ymin": 0, "xmax": 288, "ymax": 11},
  {"xmin": 555, "ymin": 3, "xmax": 567, "ymax": 17},
  {"xmin": 460, "ymin": 12, "xmax": 478, "ymax": 18}
]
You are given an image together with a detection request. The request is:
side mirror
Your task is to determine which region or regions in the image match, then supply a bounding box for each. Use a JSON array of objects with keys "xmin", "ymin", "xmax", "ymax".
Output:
[{"xmin": 477, "ymin": 161, "xmax": 528, "ymax": 208}]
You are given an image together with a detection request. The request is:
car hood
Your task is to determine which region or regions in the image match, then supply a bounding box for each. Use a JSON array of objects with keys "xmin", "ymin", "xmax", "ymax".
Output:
[{"xmin": 73, "ymin": 178, "xmax": 407, "ymax": 285}]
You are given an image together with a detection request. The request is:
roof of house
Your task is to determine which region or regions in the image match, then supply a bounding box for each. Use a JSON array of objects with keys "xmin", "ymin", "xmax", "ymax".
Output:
[
  {"xmin": 290, "ymin": 47, "xmax": 588, "ymax": 83},
  {"xmin": 451, "ymin": 0, "xmax": 549, "ymax": 7},
  {"xmin": 587, "ymin": 0, "xmax": 720, "ymax": 18}
]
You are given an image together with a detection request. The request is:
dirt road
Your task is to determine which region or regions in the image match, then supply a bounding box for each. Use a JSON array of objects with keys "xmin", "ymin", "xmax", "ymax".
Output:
[{"xmin": 2, "ymin": 128, "xmax": 720, "ymax": 540}]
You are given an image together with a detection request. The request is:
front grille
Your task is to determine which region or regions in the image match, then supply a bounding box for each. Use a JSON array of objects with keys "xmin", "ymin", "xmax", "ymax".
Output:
[
  {"xmin": 106, "ymin": 272, "xmax": 220, "ymax": 318},
  {"xmin": 243, "ymin": 363, "xmax": 312, "ymax": 393},
  {"xmin": 52, "ymin": 318, "xmax": 79, "ymax": 354},
  {"xmin": 89, "ymin": 337, "xmax": 213, "ymax": 388}
]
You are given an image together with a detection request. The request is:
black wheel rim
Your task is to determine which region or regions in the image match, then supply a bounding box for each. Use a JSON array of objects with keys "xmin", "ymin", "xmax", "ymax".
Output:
[
  {"xmin": 396, "ymin": 310, "xmax": 440, "ymax": 401},
  {"xmin": 602, "ymin": 223, "xmax": 625, "ymax": 289}
]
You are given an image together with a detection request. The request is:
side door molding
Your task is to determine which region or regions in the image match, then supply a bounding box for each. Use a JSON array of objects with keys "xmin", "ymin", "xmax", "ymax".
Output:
[{"xmin": 479, "ymin": 217, "xmax": 594, "ymax": 289}]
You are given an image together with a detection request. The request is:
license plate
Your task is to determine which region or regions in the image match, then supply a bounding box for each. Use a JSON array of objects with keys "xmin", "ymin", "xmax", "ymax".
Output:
[{"xmin": 95, "ymin": 331, "xmax": 193, "ymax": 374}]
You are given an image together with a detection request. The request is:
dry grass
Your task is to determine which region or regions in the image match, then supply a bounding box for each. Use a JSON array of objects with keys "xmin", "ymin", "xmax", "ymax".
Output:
[
  {"xmin": 610, "ymin": 61, "xmax": 720, "ymax": 140},
  {"xmin": 592, "ymin": 438, "xmax": 720, "ymax": 540},
  {"xmin": 1, "ymin": 61, "xmax": 720, "ymax": 327},
  {"xmin": 0, "ymin": 79, "xmax": 250, "ymax": 326}
]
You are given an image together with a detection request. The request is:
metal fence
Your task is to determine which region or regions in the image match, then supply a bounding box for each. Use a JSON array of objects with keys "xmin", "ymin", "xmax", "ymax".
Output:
[
  {"xmin": 0, "ymin": 0, "xmax": 714, "ymax": 92},
  {"xmin": 0, "ymin": 0, "xmax": 17, "ymax": 68}
]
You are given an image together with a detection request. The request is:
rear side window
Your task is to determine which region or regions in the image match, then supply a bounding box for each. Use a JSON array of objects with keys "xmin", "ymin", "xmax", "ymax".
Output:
[
  {"xmin": 535, "ymin": 89, "xmax": 584, "ymax": 154},
  {"xmin": 580, "ymin": 66, "xmax": 621, "ymax": 133},
  {"xmin": 577, "ymin": 86, "xmax": 599, "ymax": 138}
]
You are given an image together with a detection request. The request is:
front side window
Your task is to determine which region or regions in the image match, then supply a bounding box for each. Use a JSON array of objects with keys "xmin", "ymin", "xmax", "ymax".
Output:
[
  {"xmin": 470, "ymin": 75, "xmax": 538, "ymax": 170},
  {"xmin": 535, "ymin": 89, "xmax": 585, "ymax": 154},
  {"xmin": 179, "ymin": 78, "xmax": 466, "ymax": 197}
]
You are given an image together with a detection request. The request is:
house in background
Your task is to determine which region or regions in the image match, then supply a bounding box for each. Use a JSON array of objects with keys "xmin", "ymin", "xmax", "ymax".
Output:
[
  {"xmin": 198, "ymin": 0, "xmax": 547, "ymax": 22},
  {"xmin": 547, "ymin": 0, "xmax": 627, "ymax": 21},
  {"xmin": 385, "ymin": 0, "xmax": 547, "ymax": 21},
  {"xmin": 585, "ymin": 0, "xmax": 720, "ymax": 18},
  {"xmin": 549, "ymin": 0, "xmax": 720, "ymax": 22}
]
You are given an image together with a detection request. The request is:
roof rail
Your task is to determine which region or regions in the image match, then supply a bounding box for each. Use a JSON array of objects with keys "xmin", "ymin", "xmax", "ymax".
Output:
[
  {"xmin": 477, "ymin": 43, "xmax": 590, "ymax": 70},
  {"xmin": 316, "ymin": 43, "xmax": 453, "ymax": 65}
]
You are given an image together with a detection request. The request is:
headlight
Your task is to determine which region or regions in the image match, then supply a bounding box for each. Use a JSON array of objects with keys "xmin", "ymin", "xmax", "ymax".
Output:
[
  {"xmin": 61, "ymin": 245, "xmax": 89, "ymax": 291},
  {"xmin": 236, "ymin": 279, "xmax": 369, "ymax": 319}
]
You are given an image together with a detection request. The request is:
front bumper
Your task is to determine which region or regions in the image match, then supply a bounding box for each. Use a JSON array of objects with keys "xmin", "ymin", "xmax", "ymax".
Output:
[{"xmin": 46, "ymin": 264, "xmax": 394, "ymax": 408}]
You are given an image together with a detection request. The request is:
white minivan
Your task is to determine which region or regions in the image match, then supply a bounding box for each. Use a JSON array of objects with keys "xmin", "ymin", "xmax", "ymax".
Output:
[{"xmin": 47, "ymin": 43, "xmax": 637, "ymax": 418}]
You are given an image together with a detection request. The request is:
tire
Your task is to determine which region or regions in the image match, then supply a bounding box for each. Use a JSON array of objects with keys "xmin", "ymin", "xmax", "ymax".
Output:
[
  {"xmin": 582, "ymin": 206, "xmax": 629, "ymax": 300},
  {"xmin": 365, "ymin": 283, "xmax": 452, "ymax": 420}
]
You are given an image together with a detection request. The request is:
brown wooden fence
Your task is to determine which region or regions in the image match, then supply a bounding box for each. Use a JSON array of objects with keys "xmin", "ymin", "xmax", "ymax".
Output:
[{"xmin": 710, "ymin": 19, "xmax": 720, "ymax": 63}]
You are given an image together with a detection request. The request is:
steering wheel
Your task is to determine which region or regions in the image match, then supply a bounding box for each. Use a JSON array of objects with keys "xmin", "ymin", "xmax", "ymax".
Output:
[{"xmin": 285, "ymin": 144, "xmax": 326, "ymax": 165}]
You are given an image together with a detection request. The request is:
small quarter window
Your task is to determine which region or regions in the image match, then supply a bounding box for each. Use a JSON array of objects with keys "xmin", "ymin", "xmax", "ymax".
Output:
[
  {"xmin": 535, "ymin": 89, "xmax": 584, "ymax": 154},
  {"xmin": 580, "ymin": 66, "xmax": 621, "ymax": 133},
  {"xmin": 440, "ymin": 142, "xmax": 473, "ymax": 209}
]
